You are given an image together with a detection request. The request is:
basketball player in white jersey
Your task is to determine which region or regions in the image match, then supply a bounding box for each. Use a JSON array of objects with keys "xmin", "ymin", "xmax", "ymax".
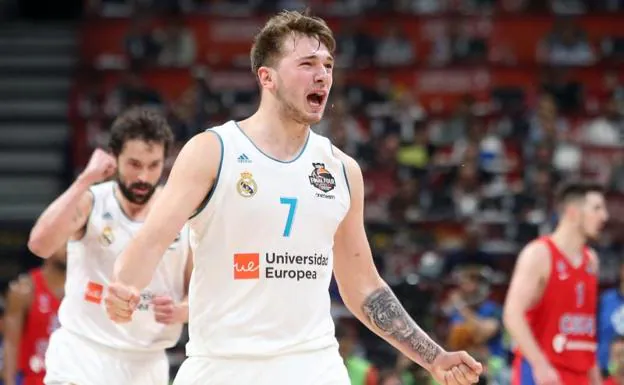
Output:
[
  {"xmin": 27, "ymin": 107, "xmax": 192, "ymax": 385},
  {"xmin": 105, "ymin": 11, "xmax": 482, "ymax": 385}
]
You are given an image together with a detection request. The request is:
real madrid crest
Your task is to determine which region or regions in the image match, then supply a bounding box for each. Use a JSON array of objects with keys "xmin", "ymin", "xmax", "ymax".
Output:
[
  {"xmin": 236, "ymin": 171, "xmax": 258, "ymax": 198},
  {"xmin": 99, "ymin": 225, "xmax": 114, "ymax": 246}
]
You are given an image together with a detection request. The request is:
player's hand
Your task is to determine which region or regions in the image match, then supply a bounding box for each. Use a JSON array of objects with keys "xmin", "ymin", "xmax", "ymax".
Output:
[
  {"xmin": 429, "ymin": 350, "xmax": 483, "ymax": 385},
  {"xmin": 80, "ymin": 148, "xmax": 117, "ymax": 185},
  {"xmin": 105, "ymin": 282, "xmax": 140, "ymax": 323},
  {"xmin": 533, "ymin": 361, "xmax": 562, "ymax": 385},
  {"xmin": 152, "ymin": 295, "xmax": 188, "ymax": 325}
]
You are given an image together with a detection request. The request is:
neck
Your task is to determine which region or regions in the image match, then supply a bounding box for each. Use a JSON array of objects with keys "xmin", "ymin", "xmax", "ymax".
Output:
[
  {"xmin": 42, "ymin": 263, "xmax": 65, "ymax": 287},
  {"xmin": 239, "ymin": 100, "xmax": 311, "ymax": 160},
  {"xmin": 550, "ymin": 221, "xmax": 586, "ymax": 257}
]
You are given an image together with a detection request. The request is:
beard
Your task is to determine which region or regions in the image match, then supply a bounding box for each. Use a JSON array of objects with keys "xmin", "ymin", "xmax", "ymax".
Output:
[{"xmin": 117, "ymin": 173, "xmax": 157, "ymax": 205}]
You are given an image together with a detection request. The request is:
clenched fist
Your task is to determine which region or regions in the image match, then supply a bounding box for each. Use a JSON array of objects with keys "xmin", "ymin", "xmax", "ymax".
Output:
[
  {"xmin": 105, "ymin": 282, "xmax": 140, "ymax": 323},
  {"xmin": 152, "ymin": 295, "xmax": 188, "ymax": 325},
  {"xmin": 430, "ymin": 350, "xmax": 483, "ymax": 385},
  {"xmin": 80, "ymin": 148, "xmax": 117, "ymax": 185}
]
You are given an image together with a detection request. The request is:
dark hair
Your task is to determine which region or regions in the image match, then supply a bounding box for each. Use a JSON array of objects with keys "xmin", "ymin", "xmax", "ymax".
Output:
[
  {"xmin": 250, "ymin": 10, "xmax": 336, "ymax": 75},
  {"xmin": 555, "ymin": 180, "xmax": 605, "ymax": 206},
  {"xmin": 108, "ymin": 107, "xmax": 174, "ymax": 157}
]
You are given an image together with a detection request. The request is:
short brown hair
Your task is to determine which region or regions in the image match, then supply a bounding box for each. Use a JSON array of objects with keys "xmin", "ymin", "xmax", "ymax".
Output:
[
  {"xmin": 109, "ymin": 107, "xmax": 174, "ymax": 157},
  {"xmin": 250, "ymin": 10, "xmax": 336, "ymax": 75},
  {"xmin": 555, "ymin": 180, "xmax": 605, "ymax": 206}
]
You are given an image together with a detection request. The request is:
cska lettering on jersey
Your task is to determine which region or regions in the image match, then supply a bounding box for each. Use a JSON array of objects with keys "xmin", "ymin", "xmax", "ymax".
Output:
[
  {"xmin": 552, "ymin": 312, "xmax": 597, "ymax": 353},
  {"xmin": 233, "ymin": 252, "xmax": 330, "ymax": 281}
]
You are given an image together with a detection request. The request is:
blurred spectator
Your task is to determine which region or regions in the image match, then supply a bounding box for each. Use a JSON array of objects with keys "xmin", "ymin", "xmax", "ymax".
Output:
[
  {"xmin": 392, "ymin": 91, "xmax": 427, "ymax": 143},
  {"xmin": 549, "ymin": 0, "xmax": 587, "ymax": 14},
  {"xmin": 443, "ymin": 225, "xmax": 497, "ymax": 274},
  {"xmin": 104, "ymin": 69, "xmax": 163, "ymax": 117},
  {"xmin": 397, "ymin": 124, "xmax": 431, "ymax": 178},
  {"xmin": 537, "ymin": 17, "xmax": 596, "ymax": 66},
  {"xmin": 608, "ymin": 154, "xmax": 624, "ymax": 193},
  {"xmin": 430, "ymin": 95, "xmax": 474, "ymax": 146},
  {"xmin": 539, "ymin": 67, "xmax": 583, "ymax": 113},
  {"xmin": 527, "ymin": 93, "xmax": 569, "ymax": 146},
  {"xmin": 124, "ymin": 15, "xmax": 160, "ymax": 68},
  {"xmin": 174, "ymin": 66, "xmax": 224, "ymax": 137},
  {"xmin": 334, "ymin": 20, "xmax": 375, "ymax": 69},
  {"xmin": 582, "ymin": 95, "xmax": 624, "ymax": 146},
  {"xmin": 314, "ymin": 98, "xmax": 366, "ymax": 158},
  {"xmin": 444, "ymin": 265, "xmax": 506, "ymax": 383},
  {"xmin": 153, "ymin": 16, "xmax": 196, "ymax": 67},
  {"xmin": 374, "ymin": 24, "xmax": 416, "ymax": 68},
  {"xmin": 428, "ymin": 21, "xmax": 488, "ymax": 66}
]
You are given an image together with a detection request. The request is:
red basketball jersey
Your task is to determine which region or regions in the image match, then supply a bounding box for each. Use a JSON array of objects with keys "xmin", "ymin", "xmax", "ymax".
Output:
[
  {"xmin": 19, "ymin": 268, "xmax": 61, "ymax": 381},
  {"xmin": 519, "ymin": 236, "xmax": 598, "ymax": 373}
]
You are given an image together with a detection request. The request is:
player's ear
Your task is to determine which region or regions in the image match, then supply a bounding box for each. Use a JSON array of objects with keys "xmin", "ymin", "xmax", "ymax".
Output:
[{"xmin": 257, "ymin": 66, "xmax": 274, "ymax": 90}]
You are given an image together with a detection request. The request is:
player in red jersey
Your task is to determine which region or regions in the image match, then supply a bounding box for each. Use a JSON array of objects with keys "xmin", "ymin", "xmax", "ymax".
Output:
[
  {"xmin": 3, "ymin": 248, "xmax": 65, "ymax": 385},
  {"xmin": 503, "ymin": 181, "xmax": 609, "ymax": 385}
]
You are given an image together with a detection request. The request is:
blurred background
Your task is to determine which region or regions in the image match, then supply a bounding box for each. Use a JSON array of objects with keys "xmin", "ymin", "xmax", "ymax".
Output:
[{"xmin": 1, "ymin": 0, "xmax": 624, "ymax": 384}]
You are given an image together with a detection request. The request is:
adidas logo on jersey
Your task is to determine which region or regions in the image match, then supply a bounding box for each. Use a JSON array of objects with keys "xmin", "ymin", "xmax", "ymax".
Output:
[{"xmin": 237, "ymin": 153, "xmax": 252, "ymax": 163}]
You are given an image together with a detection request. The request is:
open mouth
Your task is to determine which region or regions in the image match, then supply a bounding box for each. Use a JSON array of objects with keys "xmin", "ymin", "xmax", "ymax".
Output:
[{"xmin": 306, "ymin": 91, "xmax": 326, "ymax": 108}]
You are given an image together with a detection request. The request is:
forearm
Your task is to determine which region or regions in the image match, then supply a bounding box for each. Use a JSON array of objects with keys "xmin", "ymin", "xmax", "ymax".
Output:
[
  {"xmin": 341, "ymin": 281, "xmax": 443, "ymax": 371},
  {"xmin": 113, "ymin": 216, "xmax": 175, "ymax": 290},
  {"xmin": 3, "ymin": 340, "xmax": 19, "ymax": 385},
  {"xmin": 28, "ymin": 176, "xmax": 91, "ymax": 257},
  {"xmin": 503, "ymin": 311, "xmax": 548, "ymax": 366}
]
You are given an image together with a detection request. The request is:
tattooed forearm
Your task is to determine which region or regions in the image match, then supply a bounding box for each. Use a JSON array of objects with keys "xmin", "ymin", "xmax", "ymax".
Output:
[{"xmin": 362, "ymin": 286, "xmax": 441, "ymax": 364}]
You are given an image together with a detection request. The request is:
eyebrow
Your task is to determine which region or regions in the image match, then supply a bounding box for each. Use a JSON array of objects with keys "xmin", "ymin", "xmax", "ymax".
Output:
[{"xmin": 299, "ymin": 54, "xmax": 334, "ymax": 63}]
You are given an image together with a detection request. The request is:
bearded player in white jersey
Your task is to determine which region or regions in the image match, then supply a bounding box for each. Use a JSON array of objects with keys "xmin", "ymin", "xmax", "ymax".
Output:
[
  {"xmin": 105, "ymin": 11, "xmax": 483, "ymax": 385},
  {"xmin": 27, "ymin": 107, "xmax": 192, "ymax": 385}
]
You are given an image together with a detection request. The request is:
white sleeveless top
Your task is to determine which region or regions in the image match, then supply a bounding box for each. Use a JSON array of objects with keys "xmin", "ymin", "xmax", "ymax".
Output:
[
  {"xmin": 59, "ymin": 181, "xmax": 189, "ymax": 352},
  {"xmin": 186, "ymin": 120, "xmax": 351, "ymax": 358}
]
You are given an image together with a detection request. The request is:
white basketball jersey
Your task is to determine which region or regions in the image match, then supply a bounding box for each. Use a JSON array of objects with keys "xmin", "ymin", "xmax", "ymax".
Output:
[
  {"xmin": 59, "ymin": 181, "xmax": 189, "ymax": 352},
  {"xmin": 186, "ymin": 120, "xmax": 351, "ymax": 358}
]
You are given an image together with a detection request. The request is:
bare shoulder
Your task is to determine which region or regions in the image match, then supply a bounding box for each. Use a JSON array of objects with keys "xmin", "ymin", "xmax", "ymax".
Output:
[
  {"xmin": 171, "ymin": 131, "xmax": 223, "ymax": 179},
  {"xmin": 515, "ymin": 239, "xmax": 552, "ymax": 277}
]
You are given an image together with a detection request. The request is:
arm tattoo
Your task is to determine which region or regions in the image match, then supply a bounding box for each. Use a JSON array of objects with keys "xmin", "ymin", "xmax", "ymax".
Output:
[{"xmin": 362, "ymin": 287, "xmax": 441, "ymax": 364}]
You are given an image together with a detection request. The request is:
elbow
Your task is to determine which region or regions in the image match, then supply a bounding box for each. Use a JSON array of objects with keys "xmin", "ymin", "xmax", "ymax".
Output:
[{"xmin": 27, "ymin": 234, "xmax": 52, "ymax": 259}]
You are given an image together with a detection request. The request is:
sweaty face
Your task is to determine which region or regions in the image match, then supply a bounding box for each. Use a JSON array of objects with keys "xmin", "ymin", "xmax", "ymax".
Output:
[
  {"xmin": 269, "ymin": 34, "xmax": 333, "ymax": 125},
  {"xmin": 116, "ymin": 139, "xmax": 165, "ymax": 205},
  {"xmin": 579, "ymin": 192, "xmax": 609, "ymax": 241}
]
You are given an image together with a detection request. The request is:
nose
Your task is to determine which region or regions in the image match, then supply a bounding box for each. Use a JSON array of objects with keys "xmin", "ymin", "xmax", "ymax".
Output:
[
  {"xmin": 314, "ymin": 66, "xmax": 330, "ymax": 84},
  {"xmin": 137, "ymin": 168, "xmax": 149, "ymax": 182}
]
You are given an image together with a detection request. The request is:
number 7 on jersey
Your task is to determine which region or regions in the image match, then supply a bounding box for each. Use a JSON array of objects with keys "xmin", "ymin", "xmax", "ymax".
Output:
[{"xmin": 279, "ymin": 197, "xmax": 298, "ymax": 237}]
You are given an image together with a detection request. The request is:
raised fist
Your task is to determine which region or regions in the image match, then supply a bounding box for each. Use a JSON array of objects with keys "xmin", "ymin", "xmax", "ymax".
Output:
[{"xmin": 81, "ymin": 149, "xmax": 117, "ymax": 185}]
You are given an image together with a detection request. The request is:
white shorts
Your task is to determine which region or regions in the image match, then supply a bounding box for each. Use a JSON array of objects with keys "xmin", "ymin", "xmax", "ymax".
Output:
[
  {"xmin": 44, "ymin": 327, "xmax": 169, "ymax": 385},
  {"xmin": 172, "ymin": 348, "xmax": 350, "ymax": 385}
]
